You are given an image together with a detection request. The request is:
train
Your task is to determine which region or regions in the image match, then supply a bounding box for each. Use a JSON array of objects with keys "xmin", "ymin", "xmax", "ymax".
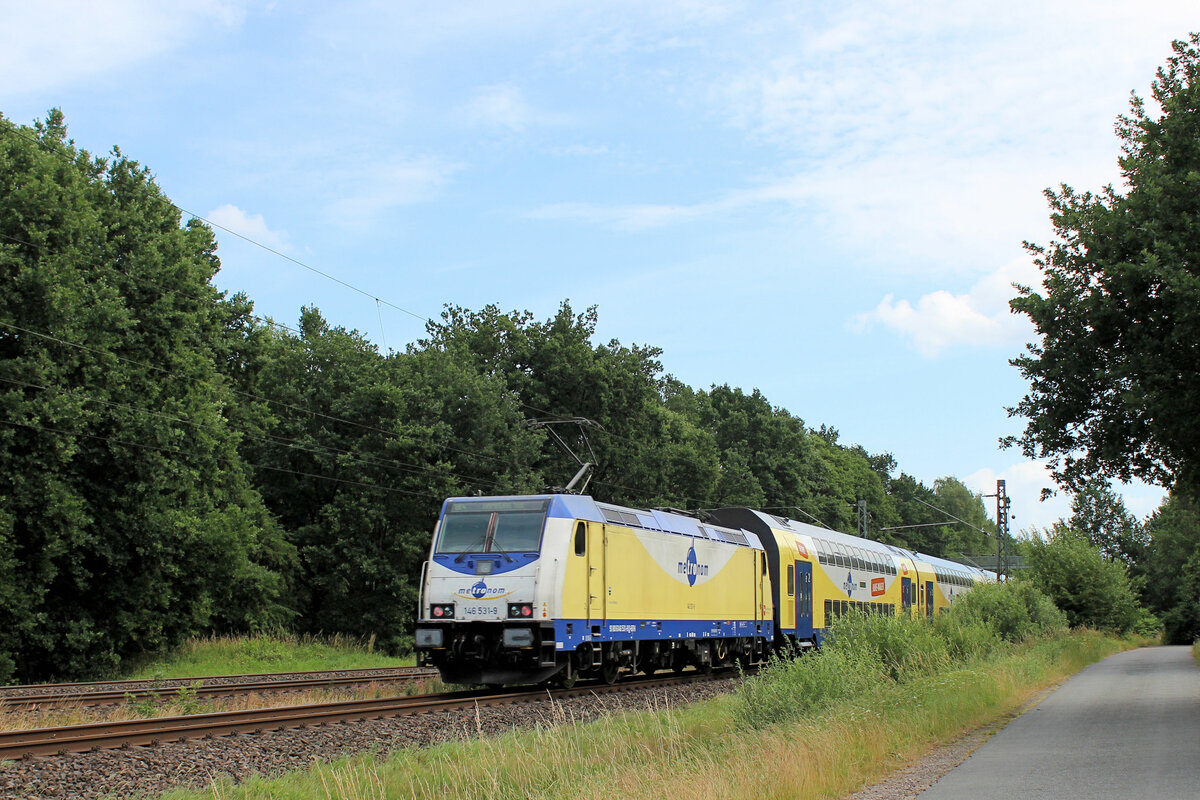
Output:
[{"xmin": 413, "ymin": 494, "xmax": 993, "ymax": 686}]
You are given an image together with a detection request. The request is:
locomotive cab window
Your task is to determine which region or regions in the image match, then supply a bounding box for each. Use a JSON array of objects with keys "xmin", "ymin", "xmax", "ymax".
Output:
[
  {"xmin": 574, "ymin": 521, "xmax": 586, "ymax": 556},
  {"xmin": 436, "ymin": 499, "xmax": 550, "ymax": 554}
]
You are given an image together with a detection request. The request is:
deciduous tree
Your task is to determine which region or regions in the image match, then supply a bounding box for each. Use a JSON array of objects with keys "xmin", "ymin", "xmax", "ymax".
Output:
[
  {"xmin": 0, "ymin": 112, "xmax": 292, "ymax": 680},
  {"xmin": 1009, "ymin": 34, "xmax": 1200, "ymax": 493}
]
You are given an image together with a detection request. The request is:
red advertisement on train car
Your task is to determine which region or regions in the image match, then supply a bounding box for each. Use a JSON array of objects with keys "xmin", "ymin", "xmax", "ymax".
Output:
[{"xmin": 871, "ymin": 577, "xmax": 885, "ymax": 597}]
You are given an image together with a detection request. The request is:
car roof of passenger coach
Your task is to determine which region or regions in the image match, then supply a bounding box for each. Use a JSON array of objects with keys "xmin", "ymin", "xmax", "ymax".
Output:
[
  {"xmin": 917, "ymin": 551, "xmax": 994, "ymax": 580},
  {"xmin": 722, "ymin": 508, "xmax": 902, "ymax": 557},
  {"xmin": 440, "ymin": 494, "xmax": 765, "ymax": 550},
  {"xmin": 704, "ymin": 508, "xmax": 997, "ymax": 581}
]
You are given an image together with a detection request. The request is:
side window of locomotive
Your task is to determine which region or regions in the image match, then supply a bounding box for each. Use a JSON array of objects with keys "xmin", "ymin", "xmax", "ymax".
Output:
[
  {"xmin": 786, "ymin": 564, "xmax": 795, "ymax": 596},
  {"xmin": 574, "ymin": 521, "xmax": 586, "ymax": 556}
]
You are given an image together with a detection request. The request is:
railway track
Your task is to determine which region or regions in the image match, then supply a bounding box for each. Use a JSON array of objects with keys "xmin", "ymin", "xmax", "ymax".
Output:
[
  {"xmin": 0, "ymin": 673, "xmax": 720, "ymax": 760},
  {"xmin": 0, "ymin": 666, "xmax": 440, "ymax": 710}
]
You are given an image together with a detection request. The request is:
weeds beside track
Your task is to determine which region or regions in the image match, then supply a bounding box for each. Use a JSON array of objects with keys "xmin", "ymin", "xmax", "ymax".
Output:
[{"xmin": 164, "ymin": 626, "xmax": 1133, "ymax": 800}]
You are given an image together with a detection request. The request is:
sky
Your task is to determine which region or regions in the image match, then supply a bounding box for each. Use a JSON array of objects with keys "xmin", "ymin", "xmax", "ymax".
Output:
[{"xmin": 2, "ymin": 0, "xmax": 1194, "ymax": 533}]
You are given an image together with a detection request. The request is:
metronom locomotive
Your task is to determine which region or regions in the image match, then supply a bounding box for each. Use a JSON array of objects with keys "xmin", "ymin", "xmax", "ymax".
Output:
[{"xmin": 414, "ymin": 494, "xmax": 992, "ymax": 686}]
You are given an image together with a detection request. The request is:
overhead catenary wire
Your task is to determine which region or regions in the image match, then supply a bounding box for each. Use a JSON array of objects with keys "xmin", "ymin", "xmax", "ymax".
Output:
[
  {"xmin": 910, "ymin": 497, "xmax": 994, "ymax": 537},
  {"xmin": 0, "ymin": 229, "xmax": 303, "ymax": 337},
  {"xmin": 0, "ymin": 318, "xmax": 520, "ymax": 470},
  {"xmin": 0, "ymin": 317, "xmax": 711, "ymax": 508},
  {"xmin": 0, "ymin": 417, "xmax": 444, "ymax": 501},
  {"xmin": 0, "ymin": 376, "xmax": 508, "ymax": 494},
  {"xmin": 1, "ymin": 121, "xmax": 771, "ymax": 513},
  {"xmin": 1, "ymin": 122, "xmax": 431, "ymax": 326}
]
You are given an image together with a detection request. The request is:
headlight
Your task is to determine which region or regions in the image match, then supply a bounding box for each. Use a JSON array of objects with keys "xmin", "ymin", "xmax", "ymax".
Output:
[
  {"xmin": 415, "ymin": 628, "xmax": 444, "ymax": 648},
  {"xmin": 507, "ymin": 603, "xmax": 534, "ymax": 618},
  {"xmin": 430, "ymin": 603, "xmax": 455, "ymax": 619},
  {"xmin": 503, "ymin": 628, "xmax": 535, "ymax": 648}
]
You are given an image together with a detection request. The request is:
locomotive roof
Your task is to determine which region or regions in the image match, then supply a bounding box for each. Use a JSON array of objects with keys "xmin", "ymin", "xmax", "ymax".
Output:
[{"xmin": 441, "ymin": 494, "xmax": 765, "ymax": 550}]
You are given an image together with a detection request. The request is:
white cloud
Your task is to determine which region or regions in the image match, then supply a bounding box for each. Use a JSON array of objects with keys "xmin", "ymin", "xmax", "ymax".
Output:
[
  {"xmin": 964, "ymin": 461, "xmax": 1167, "ymax": 536},
  {"xmin": 325, "ymin": 156, "xmax": 462, "ymax": 228},
  {"xmin": 551, "ymin": 143, "xmax": 610, "ymax": 157},
  {"xmin": 528, "ymin": 199, "xmax": 724, "ymax": 230},
  {"xmin": 852, "ymin": 257, "xmax": 1040, "ymax": 357},
  {"xmin": 964, "ymin": 461, "xmax": 1071, "ymax": 536},
  {"xmin": 459, "ymin": 83, "xmax": 572, "ymax": 132},
  {"xmin": 0, "ymin": 0, "xmax": 247, "ymax": 96},
  {"xmin": 462, "ymin": 84, "xmax": 535, "ymax": 131},
  {"xmin": 526, "ymin": 179, "xmax": 811, "ymax": 230},
  {"xmin": 205, "ymin": 204, "xmax": 289, "ymax": 252}
]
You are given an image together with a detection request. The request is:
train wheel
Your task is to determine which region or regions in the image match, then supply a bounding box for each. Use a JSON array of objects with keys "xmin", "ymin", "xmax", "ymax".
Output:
[{"xmin": 600, "ymin": 659, "xmax": 620, "ymax": 684}]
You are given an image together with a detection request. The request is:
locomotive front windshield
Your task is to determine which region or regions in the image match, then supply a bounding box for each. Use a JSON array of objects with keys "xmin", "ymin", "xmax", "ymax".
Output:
[{"xmin": 436, "ymin": 498, "xmax": 549, "ymax": 554}]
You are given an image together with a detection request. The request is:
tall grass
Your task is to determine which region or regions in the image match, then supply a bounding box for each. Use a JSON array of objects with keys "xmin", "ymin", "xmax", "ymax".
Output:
[
  {"xmin": 167, "ymin": 632, "xmax": 1126, "ymax": 800},
  {"xmin": 162, "ymin": 583, "xmax": 1132, "ymax": 800}
]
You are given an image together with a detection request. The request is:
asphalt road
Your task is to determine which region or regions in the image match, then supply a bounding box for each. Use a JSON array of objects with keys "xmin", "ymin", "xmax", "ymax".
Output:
[{"xmin": 920, "ymin": 645, "xmax": 1200, "ymax": 799}]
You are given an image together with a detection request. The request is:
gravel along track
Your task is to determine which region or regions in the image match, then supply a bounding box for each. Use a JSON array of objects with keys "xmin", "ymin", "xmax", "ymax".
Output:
[
  {"xmin": 0, "ymin": 668, "xmax": 436, "ymax": 706},
  {"xmin": 0, "ymin": 677, "xmax": 738, "ymax": 800}
]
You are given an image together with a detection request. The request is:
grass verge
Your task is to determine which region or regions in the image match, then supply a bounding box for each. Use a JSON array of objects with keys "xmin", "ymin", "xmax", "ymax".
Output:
[
  {"xmin": 160, "ymin": 630, "xmax": 1130, "ymax": 800},
  {"xmin": 120, "ymin": 633, "xmax": 413, "ymax": 681}
]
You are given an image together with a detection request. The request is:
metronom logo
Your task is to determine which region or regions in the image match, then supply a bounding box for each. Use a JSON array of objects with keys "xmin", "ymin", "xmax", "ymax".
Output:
[{"xmin": 677, "ymin": 546, "xmax": 710, "ymax": 587}]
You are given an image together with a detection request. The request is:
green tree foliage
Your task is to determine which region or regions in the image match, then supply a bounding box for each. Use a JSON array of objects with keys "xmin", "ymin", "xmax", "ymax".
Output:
[
  {"xmin": 1009, "ymin": 34, "xmax": 1200, "ymax": 493},
  {"xmin": 417, "ymin": 303, "xmax": 685, "ymax": 502},
  {"xmin": 700, "ymin": 385, "xmax": 828, "ymax": 512},
  {"xmin": 0, "ymin": 112, "xmax": 293, "ymax": 680},
  {"xmin": 1066, "ymin": 480, "xmax": 1148, "ymax": 565},
  {"xmin": 241, "ymin": 308, "xmax": 543, "ymax": 652},
  {"xmin": 1139, "ymin": 494, "xmax": 1200, "ymax": 643},
  {"xmin": 1024, "ymin": 530, "xmax": 1143, "ymax": 634},
  {"xmin": 930, "ymin": 477, "xmax": 995, "ymax": 555}
]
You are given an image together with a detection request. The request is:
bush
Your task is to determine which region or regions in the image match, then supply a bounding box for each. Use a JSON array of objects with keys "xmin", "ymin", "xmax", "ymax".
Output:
[
  {"xmin": 735, "ymin": 644, "xmax": 884, "ymax": 729},
  {"xmin": 825, "ymin": 610, "xmax": 950, "ymax": 681},
  {"xmin": 1026, "ymin": 532, "xmax": 1143, "ymax": 634},
  {"xmin": 945, "ymin": 581, "xmax": 1067, "ymax": 642}
]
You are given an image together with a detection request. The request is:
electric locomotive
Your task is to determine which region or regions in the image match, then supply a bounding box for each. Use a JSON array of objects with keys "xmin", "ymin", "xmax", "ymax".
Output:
[{"xmin": 414, "ymin": 494, "xmax": 773, "ymax": 686}]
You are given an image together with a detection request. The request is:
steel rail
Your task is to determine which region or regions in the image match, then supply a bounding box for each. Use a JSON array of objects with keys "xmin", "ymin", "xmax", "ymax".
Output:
[
  {"xmin": 0, "ymin": 673, "xmax": 723, "ymax": 760},
  {"xmin": 0, "ymin": 666, "xmax": 436, "ymax": 697},
  {"xmin": 0, "ymin": 669, "xmax": 441, "ymax": 710}
]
